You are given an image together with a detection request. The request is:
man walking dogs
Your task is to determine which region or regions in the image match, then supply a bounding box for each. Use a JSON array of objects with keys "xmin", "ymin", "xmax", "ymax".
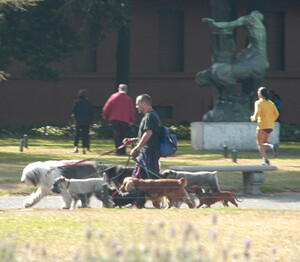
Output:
[
  {"xmin": 123, "ymin": 94, "xmax": 161, "ymax": 179},
  {"xmin": 102, "ymin": 84, "xmax": 135, "ymax": 155}
]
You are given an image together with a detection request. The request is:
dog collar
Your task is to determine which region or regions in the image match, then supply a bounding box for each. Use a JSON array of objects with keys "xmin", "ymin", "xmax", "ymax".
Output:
[
  {"xmin": 197, "ymin": 192, "xmax": 205, "ymax": 197},
  {"xmin": 111, "ymin": 190, "xmax": 118, "ymax": 197}
]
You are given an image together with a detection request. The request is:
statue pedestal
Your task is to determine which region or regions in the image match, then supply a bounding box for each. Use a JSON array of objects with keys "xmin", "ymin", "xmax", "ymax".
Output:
[{"xmin": 191, "ymin": 122, "xmax": 280, "ymax": 150}]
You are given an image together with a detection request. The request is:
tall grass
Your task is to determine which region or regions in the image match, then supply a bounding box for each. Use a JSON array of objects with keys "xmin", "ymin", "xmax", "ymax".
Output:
[{"xmin": 0, "ymin": 209, "xmax": 299, "ymax": 262}]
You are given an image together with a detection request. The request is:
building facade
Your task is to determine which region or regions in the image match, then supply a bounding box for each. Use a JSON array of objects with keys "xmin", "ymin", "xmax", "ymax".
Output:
[{"xmin": 0, "ymin": 0, "xmax": 299, "ymax": 124}]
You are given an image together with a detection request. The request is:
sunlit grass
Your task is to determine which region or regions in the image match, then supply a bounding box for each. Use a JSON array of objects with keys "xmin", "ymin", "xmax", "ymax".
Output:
[
  {"xmin": 0, "ymin": 209, "xmax": 299, "ymax": 262},
  {"xmin": 0, "ymin": 136, "xmax": 299, "ymax": 194},
  {"xmin": 0, "ymin": 136, "xmax": 299, "ymax": 261}
]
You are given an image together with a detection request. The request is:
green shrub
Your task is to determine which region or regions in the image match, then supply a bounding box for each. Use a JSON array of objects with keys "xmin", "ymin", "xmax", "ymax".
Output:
[
  {"xmin": 280, "ymin": 123, "xmax": 300, "ymax": 142},
  {"xmin": 2, "ymin": 122, "xmax": 300, "ymax": 142},
  {"xmin": 1, "ymin": 122, "xmax": 191, "ymax": 140}
]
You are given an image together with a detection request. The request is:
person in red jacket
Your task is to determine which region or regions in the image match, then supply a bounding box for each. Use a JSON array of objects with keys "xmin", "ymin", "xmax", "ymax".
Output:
[{"xmin": 102, "ymin": 84, "xmax": 135, "ymax": 155}]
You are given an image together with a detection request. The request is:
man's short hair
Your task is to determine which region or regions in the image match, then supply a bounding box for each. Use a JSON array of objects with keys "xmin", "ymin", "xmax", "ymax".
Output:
[
  {"xmin": 118, "ymin": 84, "xmax": 128, "ymax": 92},
  {"xmin": 137, "ymin": 94, "xmax": 152, "ymax": 106}
]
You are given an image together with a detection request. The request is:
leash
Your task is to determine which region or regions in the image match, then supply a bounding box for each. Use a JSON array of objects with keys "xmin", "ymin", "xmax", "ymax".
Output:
[
  {"xmin": 131, "ymin": 157, "xmax": 165, "ymax": 179},
  {"xmin": 46, "ymin": 141, "xmax": 134, "ymax": 176},
  {"xmin": 61, "ymin": 142, "xmax": 132, "ymax": 168}
]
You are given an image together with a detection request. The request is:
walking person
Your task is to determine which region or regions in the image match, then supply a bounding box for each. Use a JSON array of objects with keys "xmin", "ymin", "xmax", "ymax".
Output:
[
  {"xmin": 269, "ymin": 90, "xmax": 281, "ymax": 122},
  {"xmin": 250, "ymin": 87, "xmax": 279, "ymax": 165},
  {"xmin": 72, "ymin": 89, "xmax": 93, "ymax": 154},
  {"xmin": 123, "ymin": 94, "xmax": 161, "ymax": 179},
  {"xmin": 102, "ymin": 84, "xmax": 135, "ymax": 155}
]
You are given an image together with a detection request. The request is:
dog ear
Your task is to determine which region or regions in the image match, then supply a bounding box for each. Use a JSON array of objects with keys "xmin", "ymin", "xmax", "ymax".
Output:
[
  {"xmin": 125, "ymin": 180, "xmax": 135, "ymax": 191},
  {"xmin": 57, "ymin": 176, "xmax": 68, "ymax": 186},
  {"xmin": 178, "ymin": 177, "xmax": 187, "ymax": 186}
]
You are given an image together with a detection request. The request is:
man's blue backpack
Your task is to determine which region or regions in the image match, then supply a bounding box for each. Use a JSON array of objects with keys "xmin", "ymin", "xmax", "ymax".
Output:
[{"xmin": 150, "ymin": 111, "xmax": 177, "ymax": 157}]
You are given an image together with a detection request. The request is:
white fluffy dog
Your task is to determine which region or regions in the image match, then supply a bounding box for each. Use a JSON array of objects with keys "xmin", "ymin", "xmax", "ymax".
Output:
[
  {"xmin": 52, "ymin": 177, "xmax": 114, "ymax": 209},
  {"xmin": 21, "ymin": 160, "xmax": 111, "ymax": 209}
]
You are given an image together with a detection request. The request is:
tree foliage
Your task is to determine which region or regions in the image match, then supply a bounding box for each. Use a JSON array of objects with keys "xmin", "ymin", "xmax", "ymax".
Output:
[{"xmin": 0, "ymin": 0, "xmax": 132, "ymax": 82}]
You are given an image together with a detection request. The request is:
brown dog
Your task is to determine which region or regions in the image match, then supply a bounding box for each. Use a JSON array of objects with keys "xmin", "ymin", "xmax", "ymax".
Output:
[
  {"xmin": 189, "ymin": 185, "xmax": 243, "ymax": 208},
  {"xmin": 119, "ymin": 177, "xmax": 195, "ymax": 209}
]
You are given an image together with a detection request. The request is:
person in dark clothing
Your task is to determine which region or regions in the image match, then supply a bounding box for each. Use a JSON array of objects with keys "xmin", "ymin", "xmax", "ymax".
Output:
[
  {"xmin": 72, "ymin": 89, "xmax": 93, "ymax": 154},
  {"xmin": 123, "ymin": 94, "xmax": 161, "ymax": 179},
  {"xmin": 269, "ymin": 90, "xmax": 281, "ymax": 122}
]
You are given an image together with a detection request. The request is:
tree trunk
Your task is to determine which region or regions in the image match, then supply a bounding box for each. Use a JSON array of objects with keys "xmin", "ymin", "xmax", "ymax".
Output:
[{"xmin": 116, "ymin": 26, "xmax": 131, "ymax": 91}]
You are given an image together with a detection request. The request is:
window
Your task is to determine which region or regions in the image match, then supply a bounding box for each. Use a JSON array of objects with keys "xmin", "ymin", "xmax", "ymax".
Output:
[
  {"xmin": 153, "ymin": 106, "xmax": 173, "ymax": 120},
  {"xmin": 159, "ymin": 11, "xmax": 184, "ymax": 72},
  {"xmin": 265, "ymin": 12, "xmax": 285, "ymax": 71},
  {"xmin": 72, "ymin": 29, "xmax": 97, "ymax": 72}
]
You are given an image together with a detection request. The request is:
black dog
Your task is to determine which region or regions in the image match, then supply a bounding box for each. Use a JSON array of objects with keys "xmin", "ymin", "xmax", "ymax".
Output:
[
  {"xmin": 109, "ymin": 188, "xmax": 146, "ymax": 208},
  {"xmin": 102, "ymin": 165, "xmax": 134, "ymax": 188}
]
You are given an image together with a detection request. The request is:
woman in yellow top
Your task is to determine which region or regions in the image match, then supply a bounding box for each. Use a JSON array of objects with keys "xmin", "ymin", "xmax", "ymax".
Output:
[{"xmin": 251, "ymin": 87, "xmax": 280, "ymax": 165}]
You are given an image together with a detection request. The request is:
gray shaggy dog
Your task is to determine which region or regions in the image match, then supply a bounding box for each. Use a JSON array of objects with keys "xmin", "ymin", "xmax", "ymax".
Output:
[
  {"xmin": 21, "ymin": 160, "xmax": 112, "ymax": 209},
  {"xmin": 162, "ymin": 169, "xmax": 220, "ymax": 193},
  {"xmin": 52, "ymin": 177, "xmax": 114, "ymax": 209}
]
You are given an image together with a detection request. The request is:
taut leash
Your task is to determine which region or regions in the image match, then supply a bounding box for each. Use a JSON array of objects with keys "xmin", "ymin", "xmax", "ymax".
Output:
[{"xmin": 46, "ymin": 141, "xmax": 134, "ymax": 175}]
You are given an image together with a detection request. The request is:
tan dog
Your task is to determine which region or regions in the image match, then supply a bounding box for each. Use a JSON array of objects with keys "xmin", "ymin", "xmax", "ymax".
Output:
[
  {"xmin": 120, "ymin": 177, "xmax": 195, "ymax": 209},
  {"xmin": 189, "ymin": 185, "xmax": 243, "ymax": 208}
]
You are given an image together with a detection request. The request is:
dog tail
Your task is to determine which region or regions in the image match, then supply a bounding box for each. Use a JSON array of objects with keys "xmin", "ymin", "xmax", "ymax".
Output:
[
  {"xmin": 234, "ymin": 196, "xmax": 244, "ymax": 202},
  {"xmin": 234, "ymin": 194, "xmax": 244, "ymax": 202},
  {"xmin": 178, "ymin": 177, "xmax": 187, "ymax": 186}
]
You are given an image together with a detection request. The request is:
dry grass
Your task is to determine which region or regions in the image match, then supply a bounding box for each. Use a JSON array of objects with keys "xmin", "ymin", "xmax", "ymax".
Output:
[{"xmin": 0, "ymin": 208, "xmax": 299, "ymax": 261}]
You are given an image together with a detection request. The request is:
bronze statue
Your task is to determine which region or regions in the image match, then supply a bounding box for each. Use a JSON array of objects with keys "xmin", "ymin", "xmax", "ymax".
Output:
[{"xmin": 197, "ymin": 11, "xmax": 269, "ymax": 121}]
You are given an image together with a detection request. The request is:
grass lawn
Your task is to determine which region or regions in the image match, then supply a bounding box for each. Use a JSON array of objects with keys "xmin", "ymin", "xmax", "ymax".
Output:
[
  {"xmin": 0, "ymin": 135, "xmax": 299, "ymax": 194},
  {"xmin": 0, "ymin": 209, "xmax": 299, "ymax": 262}
]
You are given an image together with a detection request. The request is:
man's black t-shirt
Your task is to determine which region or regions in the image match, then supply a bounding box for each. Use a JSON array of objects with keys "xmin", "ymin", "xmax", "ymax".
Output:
[{"xmin": 138, "ymin": 111, "xmax": 160, "ymax": 154}]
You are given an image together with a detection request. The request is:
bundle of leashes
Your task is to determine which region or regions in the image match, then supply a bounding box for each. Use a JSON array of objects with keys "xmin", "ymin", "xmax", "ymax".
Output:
[
  {"xmin": 130, "ymin": 156, "xmax": 165, "ymax": 179},
  {"xmin": 51, "ymin": 140, "xmax": 165, "ymax": 180}
]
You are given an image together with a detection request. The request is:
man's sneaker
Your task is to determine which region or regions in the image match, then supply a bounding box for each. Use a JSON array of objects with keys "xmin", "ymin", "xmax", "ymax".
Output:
[
  {"xmin": 261, "ymin": 159, "xmax": 270, "ymax": 166},
  {"xmin": 273, "ymin": 144, "xmax": 279, "ymax": 157}
]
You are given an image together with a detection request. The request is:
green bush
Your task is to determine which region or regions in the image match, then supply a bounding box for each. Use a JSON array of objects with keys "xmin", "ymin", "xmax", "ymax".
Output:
[
  {"xmin": 2, "ymin": 122, "xmax": 300, "ymax": 141},
  {"xmin": 0, "ymin": 122, "xmax": 191, "ymax": 140},
  {"xmin": 280, "ymin": 123, "xmax": 300, "ymax": 142}
]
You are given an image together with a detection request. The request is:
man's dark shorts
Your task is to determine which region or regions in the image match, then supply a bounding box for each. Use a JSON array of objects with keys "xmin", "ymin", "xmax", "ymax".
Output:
[{"xmin": 132, "ymin": 152, "xmax": 160, "ymax": 179}]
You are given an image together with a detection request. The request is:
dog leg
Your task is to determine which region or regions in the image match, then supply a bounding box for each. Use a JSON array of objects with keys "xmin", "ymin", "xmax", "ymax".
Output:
[
  {"xmin": 151, "ymin": 199, "xmax": 161, "ymax": 209},
  {"xmin": 23, "ymin": 188, "xmax": 48, "ymax": 208},
  {"xmin": 182, "ymin": 193, "xmax": 195, "ymax": 208},
  {"xmin": 79, "ymin": 197, "xmax": 89, "ymax": 208},
  {"xmin": 230, "ymin": 199, "xmax": 239, "ymax": 207},
  {"xmin": 60, "ymin": 188, "xmax": 72, "ymax": 209},
  {"xmin": 70, "ymin": 199, "xmax": 78, "ymax": 210},
  {"xmin": 198, "ymin": 200, "xmax": 204, "ymax": 208},
  {"xmin": 171, "ymin": 200, "xmax": 182, "ymax": 208}
]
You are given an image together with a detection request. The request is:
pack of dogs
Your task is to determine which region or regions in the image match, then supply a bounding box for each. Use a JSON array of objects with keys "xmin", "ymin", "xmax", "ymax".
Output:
[{"xmin": 21, "ymin": 159, "xmax": 243, "ymax": 209}]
